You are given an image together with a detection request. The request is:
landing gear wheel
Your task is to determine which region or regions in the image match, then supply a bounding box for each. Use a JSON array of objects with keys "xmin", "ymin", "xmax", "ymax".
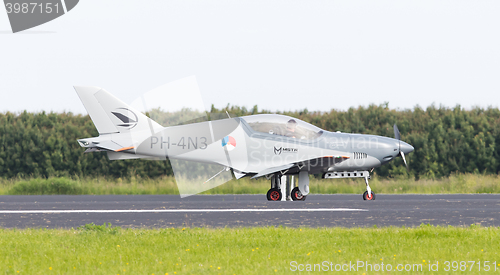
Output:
[
  {"xmin": 291, "ymin": 187, "xmax": 306, "ymax": 201},
  {"xmin": 267, "ymin": 188, "xmax": 282, "ymax": 201},
  {"xmin": 363, "ymin": 191, "xmax": 376, "ymax": 201}
]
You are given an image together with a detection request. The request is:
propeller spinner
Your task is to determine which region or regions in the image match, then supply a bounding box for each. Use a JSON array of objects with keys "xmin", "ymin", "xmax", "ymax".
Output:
[{"xmin": 393, "ymin": 124, "xmax": 413, "ymax": 169}]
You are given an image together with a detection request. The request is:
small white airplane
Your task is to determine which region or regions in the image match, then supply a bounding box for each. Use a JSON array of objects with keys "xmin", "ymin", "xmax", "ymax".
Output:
[{"xmin": 75, "ymin": 86, "xmax": 413, "ymax": 201}]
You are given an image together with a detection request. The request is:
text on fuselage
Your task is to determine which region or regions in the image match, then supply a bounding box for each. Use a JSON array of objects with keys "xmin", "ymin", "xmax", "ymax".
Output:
[{"xmin": 150, "ymin": 136, "xmax": 207, "ymax": 150}]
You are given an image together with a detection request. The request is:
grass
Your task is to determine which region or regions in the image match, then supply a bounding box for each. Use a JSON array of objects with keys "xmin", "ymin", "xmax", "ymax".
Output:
[
  {"xmin": 1, "ymin": 173, "xmax": 500, "ymax": 195},
  {"xmin": 0, "ymin": 225, "xmax": 499, "ymax": 274}
]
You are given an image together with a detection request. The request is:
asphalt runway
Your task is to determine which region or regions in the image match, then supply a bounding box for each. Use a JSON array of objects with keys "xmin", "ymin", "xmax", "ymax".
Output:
[{"xmin": 0, "ymin": 194, "xmax": 499, "ymax": 228}]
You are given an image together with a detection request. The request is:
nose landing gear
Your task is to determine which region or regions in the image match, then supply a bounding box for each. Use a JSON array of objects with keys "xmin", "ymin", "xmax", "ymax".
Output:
[
  {"xmin": 363, "ymin": 191, "xmax": 376, "ymax": 200},
  {"xmin": 363, "ymin": 176, "xmax": 376, "ymax": 200}
]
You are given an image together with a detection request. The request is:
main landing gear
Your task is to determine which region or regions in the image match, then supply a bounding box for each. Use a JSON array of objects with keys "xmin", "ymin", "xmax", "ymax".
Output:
[
  {"xmin": 323, "ymin": 171, "xmax": 376, "ymax": 201},
  {"xmin": 291, "ymin": 187, "xmax": 305, "ymax": 201},
  {"xmin": 266, "ymin": 173, "xmax": 282, "ymax": 201},
  {"xmin": 266, "ymin": 188, "xmax": 282, "ymax": 201},
  {"xmin": 266, "ymin": 173, "xmax": 307, "ymax": 201}
]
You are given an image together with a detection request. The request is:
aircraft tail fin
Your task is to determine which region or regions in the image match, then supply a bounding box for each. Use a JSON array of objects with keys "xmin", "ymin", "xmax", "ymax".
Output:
[{"xmin": 74, "ymin": 86, "xmax": 162, "ymax": 135}]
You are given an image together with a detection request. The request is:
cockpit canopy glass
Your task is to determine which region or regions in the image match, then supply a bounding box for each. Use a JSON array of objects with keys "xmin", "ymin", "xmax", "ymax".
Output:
[{"xmin": 241, "ymin": 114, "xmax": 323, "ymax": 140}]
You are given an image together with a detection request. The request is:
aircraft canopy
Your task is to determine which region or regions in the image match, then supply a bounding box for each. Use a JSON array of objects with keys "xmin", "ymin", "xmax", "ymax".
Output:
[{"xmin": 241, "ymin": 114, "xmax": 323, "ymax": 140}]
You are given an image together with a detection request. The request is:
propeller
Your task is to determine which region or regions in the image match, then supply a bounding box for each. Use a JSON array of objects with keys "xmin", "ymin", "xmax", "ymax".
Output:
[{"xmin": 393, "ymin": 124, "xmax": 408, "ymax": 169}]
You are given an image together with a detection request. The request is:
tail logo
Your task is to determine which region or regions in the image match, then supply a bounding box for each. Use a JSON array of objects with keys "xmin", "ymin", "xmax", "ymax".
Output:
[
  {"xmin": 221, "ymin": 136, "xmax": 236, "ymax": 151},
  {"xmin": 111, "ymin": 108, "xmax": 138, "ymax": 130}
]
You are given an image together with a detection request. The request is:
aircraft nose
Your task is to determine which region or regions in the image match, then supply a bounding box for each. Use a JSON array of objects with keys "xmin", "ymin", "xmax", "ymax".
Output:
[{"xmin": 400, "ymin": 141, "xmax": 414, "ymax": 154}]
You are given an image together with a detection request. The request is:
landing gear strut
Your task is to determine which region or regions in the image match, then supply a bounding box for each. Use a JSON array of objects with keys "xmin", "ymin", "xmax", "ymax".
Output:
[{"xmin": 362, "ymin": 176, "xmax": 375, "ymax": 200}]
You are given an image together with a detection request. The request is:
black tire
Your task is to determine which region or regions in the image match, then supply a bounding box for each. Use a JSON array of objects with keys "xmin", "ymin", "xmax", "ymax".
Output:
[
  {"xmin": 291, "ymin": 187, "xmax": 306, "ymax": 201},
  {"xmin": 266, "ymin": 188, "xmax": 282, "ymax": 201},
  {"xmin": 362, "ymin": 191, "xmax": 376, "ymax": 201}
]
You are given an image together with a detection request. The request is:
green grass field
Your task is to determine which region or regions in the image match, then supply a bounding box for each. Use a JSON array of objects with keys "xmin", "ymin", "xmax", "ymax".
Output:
[
  {"xmin": 2, "ymin": 174, "xmax": 499, "ymax": 274},
  {"xmin": 1, "ymin": 225, "xmax": 499, "ymax": 274},
  {"xmin": 1, "ymin": 173, "xmax": 500, "ymax": 195}
]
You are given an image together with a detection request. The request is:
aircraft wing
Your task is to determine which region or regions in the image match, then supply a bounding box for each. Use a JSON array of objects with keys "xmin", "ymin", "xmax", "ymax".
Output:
[
  {"xmin": 251, "ymin": 164, "xmax": 295, "ymax": 179},
  {"xmin": 250, "ymin": 155, "xmax": 350, "ymax": 179}
]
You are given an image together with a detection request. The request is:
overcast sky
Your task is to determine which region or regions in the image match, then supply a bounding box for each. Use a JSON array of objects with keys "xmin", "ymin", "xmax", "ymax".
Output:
[{"xmin": 1, "ymin": 0, "xmax": 499, "ymax": 114}]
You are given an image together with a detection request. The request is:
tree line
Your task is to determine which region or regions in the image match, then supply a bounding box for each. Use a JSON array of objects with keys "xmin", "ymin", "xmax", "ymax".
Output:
[{"xmin": 1, "ymin": 104, "xmax": 499, "ymax": 179}]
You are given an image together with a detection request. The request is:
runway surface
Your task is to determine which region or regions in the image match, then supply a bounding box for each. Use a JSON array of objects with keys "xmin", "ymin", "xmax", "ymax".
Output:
[{"xmin": 1, "ymin": 194, "xmax": 499, "ymax": 228}]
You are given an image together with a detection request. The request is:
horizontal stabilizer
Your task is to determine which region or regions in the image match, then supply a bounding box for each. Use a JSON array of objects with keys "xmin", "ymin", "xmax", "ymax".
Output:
[
  {"xmin": 93, "ymin": 140, "xmax": 123, "ymax": 151},
  {"xmin": 107, "ymin": 152, "xmax": 162, "ymax": 160}
]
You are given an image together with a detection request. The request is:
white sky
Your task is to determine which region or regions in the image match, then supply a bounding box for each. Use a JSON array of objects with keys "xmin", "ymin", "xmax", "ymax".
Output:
[{"xmin": 1, "ymin": 0, "xmax": 499, "ymax": 114}]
